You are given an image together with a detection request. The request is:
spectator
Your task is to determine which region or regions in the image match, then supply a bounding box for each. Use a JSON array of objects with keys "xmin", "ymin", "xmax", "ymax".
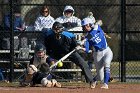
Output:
[
  {"xmin": 55, "ymin": 5, "xmax": 81, "ymax": 29},
  {"xmin": 34, "ymin": 5, "xmax": 55, "ymax": 31},
  {"xmin": 3, "ymin": 9, "xmax": 25, "ymax": 31}
]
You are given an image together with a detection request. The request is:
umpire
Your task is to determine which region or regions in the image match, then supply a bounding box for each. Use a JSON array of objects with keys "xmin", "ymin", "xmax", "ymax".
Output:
[{"xmin": 44, "ymin": 22, "xmax": 95, "ymax": 88}]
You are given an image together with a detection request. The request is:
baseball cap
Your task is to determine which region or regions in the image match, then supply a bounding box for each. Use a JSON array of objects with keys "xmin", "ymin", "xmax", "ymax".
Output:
[{"xmin": 81, "ymin": 18, "xmax": 94, "ymax": 26}]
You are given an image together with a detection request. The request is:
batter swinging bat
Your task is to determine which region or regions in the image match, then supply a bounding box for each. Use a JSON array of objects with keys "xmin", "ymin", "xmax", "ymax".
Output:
[{"xmin": 50, "ymin": 49, "xmax": 76, "ymax": 70}]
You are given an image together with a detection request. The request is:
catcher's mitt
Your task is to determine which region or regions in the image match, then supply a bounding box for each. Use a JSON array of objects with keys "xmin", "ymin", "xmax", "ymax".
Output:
[{"xmin": 37, "ymin": 63, "xmax": 50, "ymax": 73}]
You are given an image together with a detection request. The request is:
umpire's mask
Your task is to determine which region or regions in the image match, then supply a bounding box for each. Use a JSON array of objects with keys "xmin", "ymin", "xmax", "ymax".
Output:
[
  {"xmin": 52, "ymin": 22, "xmax": 64, "ymax": 39},
  {"xmin": 35, "ymin": 44, "xmax": 46, "ymax": 58}
]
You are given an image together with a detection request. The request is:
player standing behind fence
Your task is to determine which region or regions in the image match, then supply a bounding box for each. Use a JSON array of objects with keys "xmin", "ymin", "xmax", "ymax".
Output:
[
  {"xmin": 79, "ymin": 18, "xmax": 113, "ymax": 89},
  {"xmin": 34, "ymin": 5, "xmax": 55, "ymax": 31},
  {"xmin": 44, "ymin": 22, "xmax": 96, "ymax": 88}
]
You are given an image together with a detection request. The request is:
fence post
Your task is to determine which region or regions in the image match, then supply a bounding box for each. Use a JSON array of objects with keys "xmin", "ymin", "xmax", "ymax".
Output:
[
  {"xmin": 9, "ymin": 0, "xmax": 14, "ymax": 82},
  {"xmin": 121, "ymin": 0, "xmax": 126, "ymax": 82}
]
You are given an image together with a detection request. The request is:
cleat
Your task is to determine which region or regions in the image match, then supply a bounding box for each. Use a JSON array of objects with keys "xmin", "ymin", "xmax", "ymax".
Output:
[
  {"xmin": 101, "ymin": 83, "xmax": 109, "ymax": 89},
  {"xmin": 90, "ymin": 81, "xmax": 97, "ymax": 89}
]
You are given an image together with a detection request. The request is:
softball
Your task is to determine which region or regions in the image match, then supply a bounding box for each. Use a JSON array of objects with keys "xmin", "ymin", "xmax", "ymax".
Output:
[{"xmin": 57, "ymin": 61, "xmax": 63, "ymax": 67}]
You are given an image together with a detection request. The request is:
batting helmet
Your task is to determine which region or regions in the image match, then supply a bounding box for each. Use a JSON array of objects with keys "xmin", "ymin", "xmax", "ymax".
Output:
[{"xmin": 81, "ymin": 17, "xmax": 94, "ymax": 26}]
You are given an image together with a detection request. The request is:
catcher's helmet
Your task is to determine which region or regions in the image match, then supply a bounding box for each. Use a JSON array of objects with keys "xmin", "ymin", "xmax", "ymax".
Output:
[{"xmin": 35, "ymin": 44, "xmax": 46, "ymax": 53}]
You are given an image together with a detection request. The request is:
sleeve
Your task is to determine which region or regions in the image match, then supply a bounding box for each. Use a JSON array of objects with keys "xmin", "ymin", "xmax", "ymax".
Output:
[
  {"xmin": 55, "ymin": 17, "xmax": 64, "ymax": 24},
  {"xmin": 84, "ymin": 38, "xmax": 90, "ymax": 53},
  {"xmin": 86, "ymin": 34, "xmax": 93, "ymax": 40},
  {"xmin": 84, "ymin": 33, "xmax": 94, "ymax": 53},
  {"xmin": 15, "ymin": 17, "xmax": 24, "ymax": 30},
  {"xmin": 46, "ymin": 57, "xmax": 55, "ymax": 65},
  {"xmin": 63, "ymin": 31, "xmax": 77, "ymax": 50},
  {"xmin": 34, "ymin": 17, "xmax": 42, "ymax": 31},
  {"xmin": 29, "ymin": 57, "xmax": 34, "ymax": 65},
  {"xmin": 4, "ymin": 15, "xmax": 10, "ymax": 29},
  {"xmin": 20, "ymin": 17, "xmax": 24, "ymax": 28},
  {"xmin": 70, "ymin": 36, "xmax": 77, "ymax": 50},
  {"xmin": 50, "ymin": 17, "xmax": 55, "ymax": 28},
  {"xmin": 76, "ymin": 18, "xmax": 81, "ymax": 27}
]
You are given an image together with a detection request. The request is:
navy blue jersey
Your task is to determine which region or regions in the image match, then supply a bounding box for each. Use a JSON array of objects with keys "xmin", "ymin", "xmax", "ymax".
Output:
[
  {"xmin": 44, "ymin": 30, "xmax": 77, "ymax": 59},
  {"xmin": 84, "ymin": 25, "xmax": 108, "ymax": 52}
]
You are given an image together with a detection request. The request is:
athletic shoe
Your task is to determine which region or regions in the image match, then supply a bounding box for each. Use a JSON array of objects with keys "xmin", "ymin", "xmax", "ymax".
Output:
[
  {"xmin": 101, "ymin": 83, "xmax": 109, "ymax": 89},
  {"xmin": 90, "ymin": 81, "xmax": 97, "ymax": 88}
]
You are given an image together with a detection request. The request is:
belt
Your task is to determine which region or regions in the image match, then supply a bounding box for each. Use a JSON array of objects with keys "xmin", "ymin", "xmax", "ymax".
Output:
[{"xmin": 95, "ymin": 47, "xmax": 107, "ymax": 52}]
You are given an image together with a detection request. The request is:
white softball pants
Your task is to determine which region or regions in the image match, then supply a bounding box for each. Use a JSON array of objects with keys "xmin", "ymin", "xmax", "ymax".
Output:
[{"xmin": 93, "ymin": 47, "xmax": 113, "ymax": 82}]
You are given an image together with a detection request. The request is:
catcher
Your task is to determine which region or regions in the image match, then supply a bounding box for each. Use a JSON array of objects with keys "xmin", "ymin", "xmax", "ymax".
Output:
[{"xmin": 20, "ymin": 44, "xmax": 61, "ymax": 87}]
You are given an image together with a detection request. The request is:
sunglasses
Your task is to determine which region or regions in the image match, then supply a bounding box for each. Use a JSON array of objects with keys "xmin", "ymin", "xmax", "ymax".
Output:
[
  {"xmin": 65, "ymin": 10, "xmax": 73, "ymax": 13},
  {"xmin": 43, "ymin": 11, "xmax": 48, "ymax": 13}
]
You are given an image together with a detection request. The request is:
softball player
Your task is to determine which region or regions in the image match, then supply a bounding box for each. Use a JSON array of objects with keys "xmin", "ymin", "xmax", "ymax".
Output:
[
  {"xmin": 80, "ymin": 18, "xmax": 113, "ymax": 89},
  {"xmin": 20, "ymin": 44, "xmax": 61, "ymax": 87}
]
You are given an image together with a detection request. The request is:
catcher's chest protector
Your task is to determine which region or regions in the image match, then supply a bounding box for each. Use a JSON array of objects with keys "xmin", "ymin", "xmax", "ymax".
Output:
[{"xmin": 33, "ymin": 55, "xmax": 47, "ymax": 67}]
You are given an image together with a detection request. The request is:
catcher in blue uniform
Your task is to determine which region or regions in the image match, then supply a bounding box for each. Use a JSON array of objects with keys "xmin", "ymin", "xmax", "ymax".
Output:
[{"xmin": 20, "ymin": 44, "xmax": 61, "ymax": 87}]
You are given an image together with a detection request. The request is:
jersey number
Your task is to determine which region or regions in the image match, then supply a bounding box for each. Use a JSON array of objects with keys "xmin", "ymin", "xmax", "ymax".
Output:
[{"xmin": 95, "ymin": 37, "xmax": 101, "ymax": 44}]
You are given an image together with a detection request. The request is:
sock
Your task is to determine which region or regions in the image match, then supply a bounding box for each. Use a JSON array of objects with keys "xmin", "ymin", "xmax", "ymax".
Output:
[{"xmin": 104, "ymin": 67, "xmax": 110, "ymax": 84}]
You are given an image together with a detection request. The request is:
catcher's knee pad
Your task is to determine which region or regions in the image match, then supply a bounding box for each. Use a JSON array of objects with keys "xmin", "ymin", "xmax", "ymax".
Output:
[{"xmin": 27, "ymin": 65, "xmax": 38, "ymax": 74}]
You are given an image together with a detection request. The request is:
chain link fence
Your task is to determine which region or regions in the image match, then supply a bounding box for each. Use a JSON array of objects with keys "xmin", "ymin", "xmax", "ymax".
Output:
[{"xmin": 0, "ymin": 0, "xmax": 140, "ymax": 83}]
